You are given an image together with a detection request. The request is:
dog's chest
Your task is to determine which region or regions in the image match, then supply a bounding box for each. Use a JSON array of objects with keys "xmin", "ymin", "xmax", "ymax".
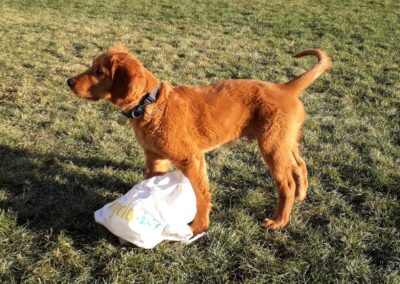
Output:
[{"xmin": 130, "ymin": 122, "xmax": 168, "ymax": 153}]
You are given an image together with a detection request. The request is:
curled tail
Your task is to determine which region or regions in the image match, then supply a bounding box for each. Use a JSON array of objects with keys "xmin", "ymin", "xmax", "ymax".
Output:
[{"xmin": 283, "ymin": 49, "xmax": 332, "ymax": 94}]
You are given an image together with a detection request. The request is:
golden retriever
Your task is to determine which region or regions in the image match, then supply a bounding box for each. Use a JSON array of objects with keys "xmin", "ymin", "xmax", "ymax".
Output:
[{"xmin": 67, "ymin": 46, "xmax": 331, "ymax": 234}]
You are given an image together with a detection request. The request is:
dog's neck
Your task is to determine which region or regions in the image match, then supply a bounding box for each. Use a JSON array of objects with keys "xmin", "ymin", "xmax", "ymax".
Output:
[
  {"xmin": 128, "ymin": 81, "xmax": 171, "ymax": 133},
  {"xmin": 143, "ymin": 68, "xmax": 159, "ymax": 96},
  {"xmin": 121, "ymin": 67, "xmax": 160, "ymax": 114},
  {"xmin": 121, "ymin": 84, "xmax": 160, "ymax": 119}
]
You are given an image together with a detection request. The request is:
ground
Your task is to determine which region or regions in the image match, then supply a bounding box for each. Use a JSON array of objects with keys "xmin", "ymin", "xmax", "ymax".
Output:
[{"xmin": 0, "ymin": 0, "xmax": 399, "ymax": 283}]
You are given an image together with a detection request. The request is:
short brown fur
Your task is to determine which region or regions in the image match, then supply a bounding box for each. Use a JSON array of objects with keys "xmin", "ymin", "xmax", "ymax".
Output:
[{"xmin": 68, "ymin": 47, "xmax": 331, "ymax": 234}]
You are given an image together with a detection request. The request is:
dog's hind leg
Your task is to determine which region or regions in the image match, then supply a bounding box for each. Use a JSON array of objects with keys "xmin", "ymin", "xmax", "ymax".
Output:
[
  {"xmin": 257, "ymin": 133, "xmax": 307, "ymax": 229},
  {"xmin": 292, "ymin": 146, "xmax": 308, "ymax": 201}
]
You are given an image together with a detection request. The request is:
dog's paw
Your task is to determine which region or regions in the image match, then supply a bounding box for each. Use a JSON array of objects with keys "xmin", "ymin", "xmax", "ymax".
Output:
[
  {"xmin": 190, "ymin": 218, "xmax": 209, "ymax": 235},
  {"xmin": 295, "ymin": 190, "xmax": 307, "ymax": 201},
  {"xmin": 260, "ymin": 218, "xmax": 288, "ymax": 230}
]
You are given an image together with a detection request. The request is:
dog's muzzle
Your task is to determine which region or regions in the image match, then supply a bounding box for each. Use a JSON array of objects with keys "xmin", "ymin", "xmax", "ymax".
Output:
[{"xmin": 67, "ymin": 78, "xmax": 76, "ymax": 89}]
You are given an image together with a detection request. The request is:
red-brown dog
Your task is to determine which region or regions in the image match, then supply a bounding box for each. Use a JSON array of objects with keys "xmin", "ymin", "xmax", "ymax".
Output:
[{"xmin": 67, "ymin": 46, "xmax": 331, "ymax": 234}]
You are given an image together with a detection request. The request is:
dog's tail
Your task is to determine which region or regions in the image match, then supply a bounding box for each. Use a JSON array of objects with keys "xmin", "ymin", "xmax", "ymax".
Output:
[{"xmin": 283, "ymin": 49, "xmax": 332, "ymax": 95}]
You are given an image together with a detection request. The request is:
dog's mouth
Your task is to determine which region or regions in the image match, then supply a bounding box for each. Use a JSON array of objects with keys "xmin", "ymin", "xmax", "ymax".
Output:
[
  {"xmin": 67, "ymin": 78, "xmax": 102, "ymax": 101},
  {"xmin": 73, "ymin": 91, "xmax": 101, "ymax": 101},
  {"xmin": 68, "ymin": 87, "xmax": 99, "ymax": 101}
]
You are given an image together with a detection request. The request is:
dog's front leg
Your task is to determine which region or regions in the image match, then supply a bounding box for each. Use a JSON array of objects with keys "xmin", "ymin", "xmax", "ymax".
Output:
[
  {"xmin": 144, "ymin": 151, "xmax": 172, "ymax": 179},
  {"xmin": 175, "ymin": 153, "xmax": 211, "ymax": 235}
]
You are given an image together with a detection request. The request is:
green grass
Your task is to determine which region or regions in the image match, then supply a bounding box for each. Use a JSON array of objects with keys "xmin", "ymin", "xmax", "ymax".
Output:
[{"xmin": 0, "ymin": 0, "xmax": 399, "ymax": 282}]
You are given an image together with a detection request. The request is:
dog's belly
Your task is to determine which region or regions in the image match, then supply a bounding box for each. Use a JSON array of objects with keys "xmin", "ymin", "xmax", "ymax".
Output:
[{"xmin": 195, "ymin": 100, "xmax": 254, "ymax": 151}]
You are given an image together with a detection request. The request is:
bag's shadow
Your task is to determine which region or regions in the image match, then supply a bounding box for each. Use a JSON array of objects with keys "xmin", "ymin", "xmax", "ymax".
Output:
[{"xmin": 0, "ymin": 144, "xmax": 143, "ymax": 246}]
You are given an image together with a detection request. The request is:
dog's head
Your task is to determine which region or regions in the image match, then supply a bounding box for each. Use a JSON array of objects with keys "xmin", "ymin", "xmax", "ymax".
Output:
[{"xmin": 67, "ymin": 46, "xmax": 155, "ymax": 108}]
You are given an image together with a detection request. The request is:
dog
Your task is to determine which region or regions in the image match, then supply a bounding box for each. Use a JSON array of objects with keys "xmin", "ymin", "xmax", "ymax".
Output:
[{"xmin": 67, "ymin": 46, "xmax": 331, "ymax": 234}]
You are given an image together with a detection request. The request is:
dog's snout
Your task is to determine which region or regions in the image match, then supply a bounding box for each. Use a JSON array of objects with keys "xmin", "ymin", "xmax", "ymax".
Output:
[{"xmin": 67, "ymin": 78, "xmax": 76, "ymax": 88}]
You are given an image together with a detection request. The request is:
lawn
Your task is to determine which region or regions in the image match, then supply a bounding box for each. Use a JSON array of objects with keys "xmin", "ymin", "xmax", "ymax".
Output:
[{"xmin": 0, "ymin": 0, "xmax": 399, "ymax": 283}]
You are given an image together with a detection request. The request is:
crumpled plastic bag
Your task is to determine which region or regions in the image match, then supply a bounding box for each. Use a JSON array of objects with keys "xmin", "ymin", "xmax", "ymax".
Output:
[{"xmin": 94, "ymin": 170, "xmax": 205, "ymax": 249}]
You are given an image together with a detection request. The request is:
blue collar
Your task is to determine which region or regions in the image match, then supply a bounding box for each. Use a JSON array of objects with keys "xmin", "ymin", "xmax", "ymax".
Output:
[{"xmin": 121, "ymin": 86, "xmax": 160, "ymax": 119}]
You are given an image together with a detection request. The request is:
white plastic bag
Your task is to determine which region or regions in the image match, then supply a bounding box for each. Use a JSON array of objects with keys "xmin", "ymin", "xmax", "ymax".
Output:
[{"xmin": 94, "ymin": 170, "xmax": 203, "ymax": 249}]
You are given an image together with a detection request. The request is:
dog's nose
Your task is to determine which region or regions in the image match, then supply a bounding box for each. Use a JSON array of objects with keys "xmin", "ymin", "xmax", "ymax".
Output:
[{"xmin": 67, "ymin": 78, "xmax": 75, "ymax": 88}]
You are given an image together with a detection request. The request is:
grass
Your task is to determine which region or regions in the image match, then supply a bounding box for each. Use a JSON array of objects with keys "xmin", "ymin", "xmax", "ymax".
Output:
[{"xmin": 0, "ymin": 0, "xmax": 399, "ymax": 282}]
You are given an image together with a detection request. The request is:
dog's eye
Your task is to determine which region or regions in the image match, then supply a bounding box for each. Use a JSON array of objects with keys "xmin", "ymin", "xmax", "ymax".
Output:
[{"xmin": 95, "ymin": 68, "xmax": 103, "ymax": 76}]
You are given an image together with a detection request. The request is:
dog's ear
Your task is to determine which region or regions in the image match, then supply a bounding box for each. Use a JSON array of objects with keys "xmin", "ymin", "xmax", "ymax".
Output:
[
  {"xmin": 110, "ymin": 57, "xmax": 132, "ymax": 104},
  {"xmin": 110, "ymin": 55, "xmax": 121, "ymax": 80},
  {"xmin": 110, "ymin": 56, "xmax": 145, "ymax": 106}
]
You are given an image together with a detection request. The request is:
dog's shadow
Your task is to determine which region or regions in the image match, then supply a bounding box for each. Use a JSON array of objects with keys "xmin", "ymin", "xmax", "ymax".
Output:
[
  {"xmin": 0, "ymin": 144, "xmax": 143, "ymax": 246},
  {"xmin": 0, "ymin": 144, "xmax": 281, "ymax": 247}
]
